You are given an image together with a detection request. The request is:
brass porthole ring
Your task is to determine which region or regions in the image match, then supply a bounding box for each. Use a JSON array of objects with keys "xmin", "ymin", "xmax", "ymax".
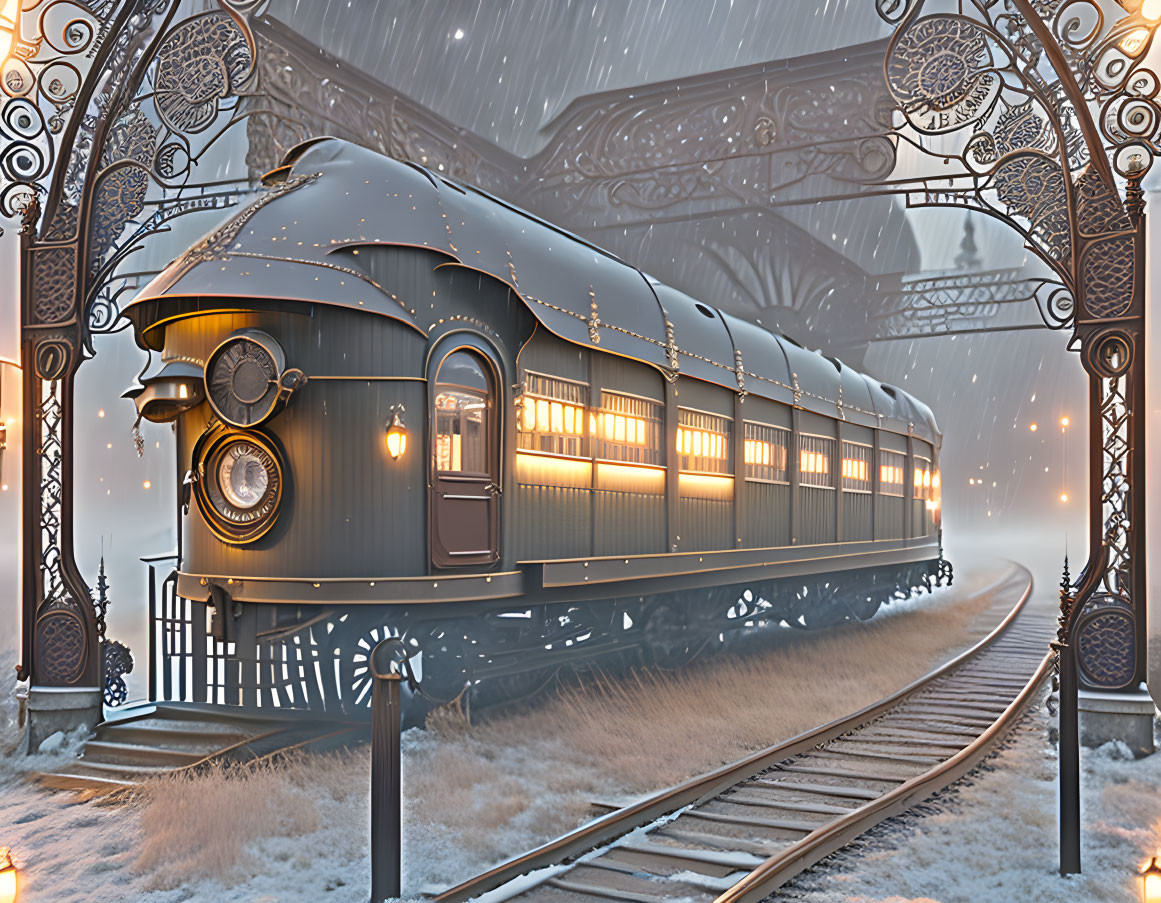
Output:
[{"xmin": 194, "ymin": 430, "xmax": 285, "ymax": 544}]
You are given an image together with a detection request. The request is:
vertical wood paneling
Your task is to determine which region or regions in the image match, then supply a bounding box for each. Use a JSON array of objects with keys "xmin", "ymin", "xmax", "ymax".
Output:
[
  {"xmin": 797, "ymin": 487, "xmax": 836, "ymax": 545},
  {"xmin": 842, "ymin": 493, "xmax": 873, "ymax": 541},
  {"xmin": 876, "ymin": 496, "xmax": 905, "ymax": 539},
  {"xmin": 742, "ymin": 482, "xmax": 790, "ymax": 548},
  {"xmin": 594, "ymin": 491, "xmax": 665, "ymax": 556},
  {"xmin": 177, "ymin": 311, "xmax": 428, "ymax": 580},
  {"xmin": 678, "ymin": 497, "xmax": 732, "ymax": 551},
  {"xmin": 513, "ymin": 483, "xmax": 592, "ymax": 560}
]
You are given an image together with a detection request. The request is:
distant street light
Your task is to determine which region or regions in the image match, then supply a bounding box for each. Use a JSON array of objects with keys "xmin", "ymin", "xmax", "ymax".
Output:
[{"xmin": 1030, "ymin": 422, "xmax": 1038, "ymax": 431}]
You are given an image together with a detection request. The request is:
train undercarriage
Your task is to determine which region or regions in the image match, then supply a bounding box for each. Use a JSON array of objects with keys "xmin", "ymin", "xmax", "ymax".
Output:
[{"xmin": 152, "ymin": 558, "xmax": 953, "ymax": 718}]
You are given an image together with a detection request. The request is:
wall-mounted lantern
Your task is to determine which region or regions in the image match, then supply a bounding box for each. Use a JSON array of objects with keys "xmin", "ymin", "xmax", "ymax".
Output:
[
  {"xmin": 385, "ymin": 407, "xmax": 409, "ymax": 461},
  {"xmin": 122, "ymin": 359, "xmax": 205, "ymax": 423}
]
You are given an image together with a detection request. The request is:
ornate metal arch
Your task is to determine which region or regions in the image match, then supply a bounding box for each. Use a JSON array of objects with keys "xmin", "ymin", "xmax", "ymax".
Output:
[
  {"xmin": 874, "ymin": 0, "xmax": 1156, "ymax": 873},
  {"xmin": 3, "ymin": 0, "xmax": 294, "ymax": 702}
]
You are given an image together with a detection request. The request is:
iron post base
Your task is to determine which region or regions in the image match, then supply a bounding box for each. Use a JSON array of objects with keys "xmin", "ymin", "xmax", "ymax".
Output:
[
  {"xmin": 24, "ymin": 686, "xmax": 100, "ymax": 754},
  {"xmin": 1078, "ymin": 684, "xmax": 1156, "ymax": 757}
]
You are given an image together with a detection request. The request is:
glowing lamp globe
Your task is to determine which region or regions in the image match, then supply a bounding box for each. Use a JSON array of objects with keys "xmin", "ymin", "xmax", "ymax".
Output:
[
  {"xmin": 0, "ymin": 848, "xmax": 16, "ymax": 903},
  {"xmin": 1143, "ymin": 857, "xmax": 1161, "ymax": 903},
  {"xmin": 385, "ymin": 411, "xmax": 409, "ymax": 461}
]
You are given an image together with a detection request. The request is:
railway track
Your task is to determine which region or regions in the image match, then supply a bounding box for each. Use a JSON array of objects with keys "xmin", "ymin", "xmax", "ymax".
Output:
[{"xmin": 432, "ymin": 564, "xmax": 1052, "ymax": 903}]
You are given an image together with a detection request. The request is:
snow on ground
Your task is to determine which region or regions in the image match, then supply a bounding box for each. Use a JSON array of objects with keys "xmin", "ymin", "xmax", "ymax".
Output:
[
  {"xmin": 0, "ymin": 559, "xmax": 1106, "ymax": 902},
  {"xmin": 784, "ymin": 694, "xmax": 1161, "ymax": 903}
]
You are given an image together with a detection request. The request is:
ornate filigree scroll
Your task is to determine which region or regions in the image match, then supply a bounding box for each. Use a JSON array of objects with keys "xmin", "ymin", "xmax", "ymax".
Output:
[
  {"xmin": 876, "ymin": 0, "xmax": 1151, "ymax": 695},
  {"xmin": 3, "ymin": 0, "xmax": 277, "ymax": 694},
  {"xmin": 876, "ymin": 0, "xmax": 1153, "ymax": 871}
]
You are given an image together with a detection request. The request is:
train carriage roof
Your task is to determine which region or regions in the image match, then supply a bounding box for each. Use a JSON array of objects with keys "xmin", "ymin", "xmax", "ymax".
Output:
[{"xmin": 128, "ymin": 138, "xmax": 938, "ymax": 442}]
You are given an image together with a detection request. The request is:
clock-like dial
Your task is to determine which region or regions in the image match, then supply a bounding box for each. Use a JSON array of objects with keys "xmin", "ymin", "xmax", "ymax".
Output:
[
  {"xmin": 196, "ymin": 432, "xmax": 284, "ymax": 544},
  {"xmin": 205, "ymin": 331, "xmax": 286, "ymax": 427}
]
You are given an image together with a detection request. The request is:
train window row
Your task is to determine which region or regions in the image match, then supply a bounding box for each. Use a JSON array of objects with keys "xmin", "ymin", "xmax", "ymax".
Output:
[
  {"xmin": 743, "ymin": 422, "xmax": 788, "ymax": 483},
  {"xmin": 514, "ymin": 371, "xmax": 937, "ymax": 493},
  {"xmin": 676, "ymin": 409, "xmax": 731, "ymax": 474}
]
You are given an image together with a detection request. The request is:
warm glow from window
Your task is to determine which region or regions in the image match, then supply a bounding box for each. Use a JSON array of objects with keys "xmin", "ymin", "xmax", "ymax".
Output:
[
  {"xmin": 677, "ymin": 427, "xmax": 725, "ymax": 459},
  {"xmin": 880, "ymin": 464, "xmax": 903, "ymax": 484},
  {"xmin": 800, "ymin": 449, "xmax": 829, "ymax": 474},
  {"xmin": 841, "ymin": 458, "xmax": 867, "ymax": 481},
  {"xmin": 745, "ymin": 439, "xmax": 772, "ymax": 466},
  {"xmin": 523, "ymin": 396, "xmax": 585, "ymax": 436}
]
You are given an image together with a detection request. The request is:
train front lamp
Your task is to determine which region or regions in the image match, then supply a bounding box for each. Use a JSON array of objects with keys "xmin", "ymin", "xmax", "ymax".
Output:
[
  {"xmin": 385, "ymin": 409, "xmax": 409, "ymax": 461},
  {"xmin": 0, "ymin": 847, "xmax": 17, "ymax": 903},
  {"xmin": 1142, "ymin": 857, "xmax": 1161, "ymax": 903}
]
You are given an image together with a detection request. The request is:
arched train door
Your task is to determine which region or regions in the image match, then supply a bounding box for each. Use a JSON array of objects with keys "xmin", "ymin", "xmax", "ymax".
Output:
[{"xmin": 430, "ymin": 348, "xmax": 500, "ymax": 567}]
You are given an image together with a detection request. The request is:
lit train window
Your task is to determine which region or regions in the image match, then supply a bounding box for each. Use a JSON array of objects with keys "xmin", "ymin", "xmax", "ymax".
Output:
[
  {"xmin": 517, "ymin": 372, "xmax": 589, "ymax": 457},
  {"xmin": 743, "ymin": 422, "xmax": 788, "ymax": 482},
  {"xmin": 597, "ymin": 391, "xmax": 662, "ymax": 465},
  {"xmin": 841, "ymin": 441, "xmax": 872, "ymax": 493},
  {"xmin": 677, "ymin": 409, "xmax": 731, "ymax": 474},
  {"xmin": 435, "ymin": 350, "xmax": 490, "ymax": 474},
  {"xmin": 914, "ymin": 455, "xmax": 933, "ymax": 501},
  {"xmin": 879, "ymin": 449, "xmax": 906, "ymax": 497},
  {"xmin": 798, "ymin": 434, "xmax": 834, "ymax": 489}
]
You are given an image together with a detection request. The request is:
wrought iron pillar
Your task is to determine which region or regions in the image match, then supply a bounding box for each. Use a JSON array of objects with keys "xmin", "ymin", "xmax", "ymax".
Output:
[
  {"xmin": 873, "ymin": 0, "xmax": 1160, "ymax": 876},
  {"xmin": 3, "ymin": 0, "xmax": 268, "ymax": 741},
  {"xmin": 19, "ymin": 216, "xmax": 102, "ymax": 749}
]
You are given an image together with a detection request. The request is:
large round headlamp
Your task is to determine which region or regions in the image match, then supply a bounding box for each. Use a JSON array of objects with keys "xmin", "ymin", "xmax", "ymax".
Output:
[
  {"xmin": 195, "ymin": 431, "xmax": 284, "ymax": 544},
  {"xmin": 205, "ymin": 330, "xmax": 287, "ymax": 427}
]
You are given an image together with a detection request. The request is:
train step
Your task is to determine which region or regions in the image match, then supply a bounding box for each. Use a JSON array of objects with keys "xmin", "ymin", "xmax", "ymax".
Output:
[{"xmin": 35, "ymin": 701, "xmax": 358, "ymax": 792}]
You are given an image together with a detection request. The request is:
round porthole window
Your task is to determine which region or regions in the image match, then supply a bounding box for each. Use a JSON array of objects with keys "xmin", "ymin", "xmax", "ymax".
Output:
[
  {"xmin": 195, "ymin": 431, "xmax": 285, "ymax": 544},
  {"xmin": 205, "ymin": 330, "xmax": 287, "ymax": 427}
]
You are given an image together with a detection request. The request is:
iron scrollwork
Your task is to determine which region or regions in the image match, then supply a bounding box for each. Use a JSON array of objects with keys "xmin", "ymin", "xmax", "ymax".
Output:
[
  {"xmin": 3, "ymin": 0, "xmax": 283, "ymax": 693},
  {"xmin": 876, "ymin": 0, "xmax": 1152, "ymax": 692},
  {"xmin": 875, "ymin": 0, "xmax": 1156, "ymax": 873}
]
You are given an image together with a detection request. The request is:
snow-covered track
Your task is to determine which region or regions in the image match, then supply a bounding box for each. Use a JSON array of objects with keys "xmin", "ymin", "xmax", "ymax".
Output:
[{"xmin": 432, "ymin": 564, "xmax": 1051, "ymax": 903}]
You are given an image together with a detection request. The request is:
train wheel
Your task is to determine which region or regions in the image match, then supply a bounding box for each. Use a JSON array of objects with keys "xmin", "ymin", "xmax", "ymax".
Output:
[
  {"xmin": 640, "ymin": 598, "xmax": 699, "ymax": 669},
  {"xmin": 336, "ymin": 620, "xmax": 405, "ymax": 713},
  {"xmin": 410, "ymin": 620, "xmax": 473, "ymax": 705},
  {"xmin": 798, "ymin": 581, "xmax": 847, "ymax": 629}
]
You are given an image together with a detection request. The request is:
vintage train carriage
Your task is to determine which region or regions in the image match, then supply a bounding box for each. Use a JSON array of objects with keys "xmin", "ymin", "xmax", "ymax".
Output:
[{"xmin": 123, "ymin": 138, "xmax": 946, "ymax": 712}]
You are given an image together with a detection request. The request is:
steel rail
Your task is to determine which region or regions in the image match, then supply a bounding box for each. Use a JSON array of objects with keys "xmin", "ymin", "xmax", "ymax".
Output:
[
  {"xmin": 714, "ymin": 648, "xmax": 1053, "ymax": 903},
  {"xmin": 433, "ymin": 565, "xmax": 1036, "ymax": 903}
]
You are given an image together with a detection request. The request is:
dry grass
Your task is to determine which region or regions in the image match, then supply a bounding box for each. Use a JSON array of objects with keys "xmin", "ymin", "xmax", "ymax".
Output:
[
  {"xmin": 133, "ymin": 749, "xmax": 365, "ymax": 890},
  {"xmin": 128, "ymin": 564, "xmax": 1013, "ymax": 891},
  {"xmin": 466, "ymin": 570, "xmax": 1005, "ymax": 791}
]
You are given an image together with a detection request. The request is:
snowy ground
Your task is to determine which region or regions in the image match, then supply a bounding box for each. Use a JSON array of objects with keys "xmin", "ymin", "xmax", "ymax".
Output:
[
  {"xmin": 1, "ymin": 559, "xmax": 1148, "ymax": 902},
  {"xmin": 783, "ymin": 693, "xmax": 1161, "ymax": 903}
]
